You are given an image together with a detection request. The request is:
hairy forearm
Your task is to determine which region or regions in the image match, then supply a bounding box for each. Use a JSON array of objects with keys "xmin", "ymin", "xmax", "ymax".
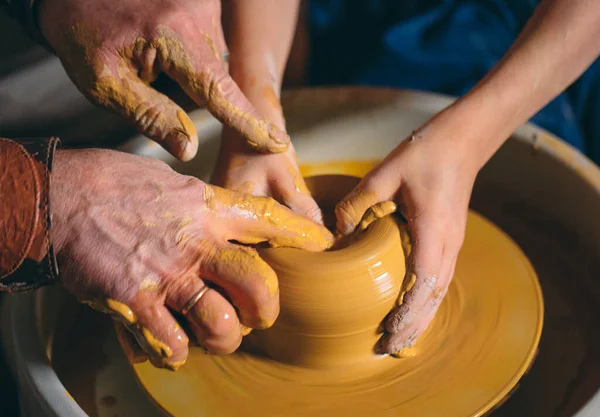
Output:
[
  {"xmin": 441, "ymin": 0, "xmax": 600, "ymax": 167},
  {"xmin": 222, "ymin": 0, "xmax": 300, "ymax": 127}
]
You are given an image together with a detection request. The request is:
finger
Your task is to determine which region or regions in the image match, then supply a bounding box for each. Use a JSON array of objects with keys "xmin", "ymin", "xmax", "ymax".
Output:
[
  {"xmin": 201, "ymin": 243, "xmax": 280, "ymax": 330},
  {"xmin": 270, "ymin": 171, "xmax": 324, "ymax": 224},
  {"xmin": 385, "ymin": 213, "xmax": 445, "ymax": 334},
  {"xmin": 127, "ymin": 297, "xmax": 190, "ymax": 370},
  {"xmin": 165, "ymin": 272, "xmax": 242, "ymax": 354},
  {"xmin": 113, "ymin": 321, "xmax": 149, "ymax": 364},
  {"xmin": 278, "ymin": 190, "xmax": 324, "ymax": 225},
  {"xmin": 83, "ymin": 298, "xmax": 187, "ymax": 369},
  {"xmin": 358, "ymin": 201, "xmax": 397, "ymax": 231},
  {"xmin": 335, "ymin": 182, "xmax": 384, "ymax": 236},
  {"xmin": 379, "ymin": 298, "xmax": 440, "ymax": 355},
  {"xmin": 204, "ymin": 185, "xmax": 334, "ymax": 251},
  {"xmin": 86, "ymin": 66, "xmax": 198, "ymax": 161},
  {"xmin": 159, "ymin": 28, "xmax": 290, "ymax": 153}
]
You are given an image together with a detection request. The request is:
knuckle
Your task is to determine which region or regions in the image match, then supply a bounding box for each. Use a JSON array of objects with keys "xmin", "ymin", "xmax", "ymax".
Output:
[
  {"xmin": 334, "ymin": 199, "xmax": 354, "ymax": 225},
  {"xmin": 167, "ymin": 277, "xmax": 199, "ymax": 312},
  {"xmin": 304, "ymin": 205, "xmax": 324, "ymax": 224},
  {"xmin": 133, "ymin": 103, "xmax": 166, "ymax": 138},
  {"xmin": 183, "ymin": 174, "xmax": 205, "ymax": 190},
  {"xmin": 423, "ymin": 274, "xmax": 438, "ymax": 290}
]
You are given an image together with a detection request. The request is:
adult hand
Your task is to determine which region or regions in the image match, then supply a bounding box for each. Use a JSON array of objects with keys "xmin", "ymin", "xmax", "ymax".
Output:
[
  {"xmin": 38, "ymin": 0, "xmax": 290, "ymax": 161},
  {"xmin": 51, "ymin": 149, "xmax": 333, "ymax": 369},
  {"xmin": 335, "ymin": 112, "xmax": 481, "ymax": 355}
]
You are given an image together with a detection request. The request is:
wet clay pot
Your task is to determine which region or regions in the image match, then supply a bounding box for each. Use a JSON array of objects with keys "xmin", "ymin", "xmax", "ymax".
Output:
[{"xmin": 253, "ymin": 175, "xmax": 408, "ymax": 368}]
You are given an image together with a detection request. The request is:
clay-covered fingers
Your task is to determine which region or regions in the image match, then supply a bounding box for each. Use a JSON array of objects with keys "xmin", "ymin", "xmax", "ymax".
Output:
[
  {"xmin": 270, "ymin": 171, "xmax": 324, "ymax": 224},
  {"xmin": 200, "ymin": 244, "xmax": 280, "ymax": 330},
  {"xmin": 205, "ymin": 185, "xmax": 334, "ymax": 251},
  {"xmin": 114, "ymin": 321, "xmax": 149, "ymax": 364},
  {"xmin": 159, "ymin": 24, "xmax": 290, "ymax": 154},
  {"xmin": 277, "ymin": 189, "xmax": 324, "ymax": 225},
  {"xmin": 165, "ymin": 272, "xmax": 243, "ymax": 354},
  {"xmin": 96, "ymin": 297, "xmax": 190, "ymax": 370},
  {"xmin": 380, "ymin": 213, "xmax": 454, "ymax": 355},
  {"xmin": 335, "ymin": 175, "xmax": 398, "ymax": 235},
  {"xmin": 358, "ymin": 201, "xmax": 398, "ymax": 231},
  {"xmin": 85, "ymin": 64, "xmax": 199, "ymax": 161}
]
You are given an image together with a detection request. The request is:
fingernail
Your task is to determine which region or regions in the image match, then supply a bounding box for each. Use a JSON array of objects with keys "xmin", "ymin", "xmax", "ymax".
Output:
[
  {"xmin": 267, "ymin": 123, "xmax": 290, "ymax": 148},
  {"xmin": 177, "ymin": 109, "xmax": 197, "ymax": 138},
  {"xmin": 167, "ymin": 132, "xmax": 195, "ymax": 161}
]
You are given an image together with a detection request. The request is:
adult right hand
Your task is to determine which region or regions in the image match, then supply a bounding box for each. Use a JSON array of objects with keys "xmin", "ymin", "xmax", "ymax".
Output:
[
  {"xmin": 50, "ymin": 149, "xmax": 333, "ymax": 369},
  {"xmin": 38, "ymin": 0, "xmax": 289, "ymax": 161}
]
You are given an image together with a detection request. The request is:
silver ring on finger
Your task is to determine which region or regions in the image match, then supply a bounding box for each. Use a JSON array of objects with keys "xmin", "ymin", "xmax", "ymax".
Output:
[
  {"xmin": 221, "ymin": 50, "xmax": 230, "ymax": 63},
  {"xmin": 181, "ymin": 286, "xmax": 210, "ymax": 315}
]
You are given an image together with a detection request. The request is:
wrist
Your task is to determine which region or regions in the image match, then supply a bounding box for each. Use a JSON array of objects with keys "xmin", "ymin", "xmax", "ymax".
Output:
[
  {"xmin": 422, "ymin": 92, "xmax": 515, "ymax": 172},
  {"xmin": 228, "ymin": 60, "xmax": 285, "ymax": 129},
  {"xmin": 49, "ymin": 149, "xmax": 73, "ymax": 257}
]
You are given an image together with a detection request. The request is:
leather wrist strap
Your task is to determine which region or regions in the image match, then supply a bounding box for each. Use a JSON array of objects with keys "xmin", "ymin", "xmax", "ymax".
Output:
[
  {"xmin": 0, "ymin": 137, "xmax": 60, "ymax": 292},
  {"xmin": 2, "ymin": 0, "xmax": 54, "ymax": 52}
]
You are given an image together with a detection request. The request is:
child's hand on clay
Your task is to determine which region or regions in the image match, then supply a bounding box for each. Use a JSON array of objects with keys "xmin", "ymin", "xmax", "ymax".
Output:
[
  {"xmin": 211, "ymin": 126, "xmax": 323, "ymax": 223},
  {"xmin": 335, "ymin": 111, "xmax": 481, "ymax": 356},
  {"xmin": 38, "ymin": 0, "xmax": 289, "ymax": 161},
  {"xmin": 51, "ymin": 149, "xmax": 333, "ymax": 370},
  {"xmin": 211, "ymin": 1, "xmax": 321, "ymax": 221}
]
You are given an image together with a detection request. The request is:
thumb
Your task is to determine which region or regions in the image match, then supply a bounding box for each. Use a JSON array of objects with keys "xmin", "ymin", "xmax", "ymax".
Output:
[{"xmin": 335, "ymin": 182, "xmax": 386, "ymax": 236}]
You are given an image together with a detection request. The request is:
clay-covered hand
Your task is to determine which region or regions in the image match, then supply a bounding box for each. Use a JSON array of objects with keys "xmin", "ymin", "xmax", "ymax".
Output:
[
  {"xmin": 37, "ymin": 0, "xmax": 289, "ymax": 161},
  {"xmin": 335, "ymin": 121, "xmax": 480, "ymax": 355},
  {"xmin": 51, "ymin": 149, "xmax": 333, "ymax": 369},
  {"xmin": 211, "ymin": 126, "xmax": 323, "ymax": 223}
]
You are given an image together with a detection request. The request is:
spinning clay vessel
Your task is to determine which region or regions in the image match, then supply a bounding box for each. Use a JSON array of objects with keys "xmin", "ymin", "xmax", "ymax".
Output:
[{"xmin": 254, "ymin": 174, "xmax": 410, "ymax": 368}]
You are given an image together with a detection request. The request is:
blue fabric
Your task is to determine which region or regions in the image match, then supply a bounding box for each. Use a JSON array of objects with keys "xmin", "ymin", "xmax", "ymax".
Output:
[{"xmin": 308, "ymin": 0, "xmax": 600, "ymax": 164}]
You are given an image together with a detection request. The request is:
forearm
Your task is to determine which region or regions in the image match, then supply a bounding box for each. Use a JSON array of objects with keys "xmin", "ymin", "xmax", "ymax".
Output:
[
  {"xmin": 440, "ymin": 0, "xmax": 600, "ymax": 167},
  {"xmin": 222, "ymin": 0, "xmax": 300, "ymax": 127}
]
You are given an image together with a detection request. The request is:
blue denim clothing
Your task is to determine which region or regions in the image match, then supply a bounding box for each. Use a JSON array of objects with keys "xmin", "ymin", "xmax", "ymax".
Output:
[{"xmin": 308, "ymin": 0, "xmax": 600, "ymax": 163}]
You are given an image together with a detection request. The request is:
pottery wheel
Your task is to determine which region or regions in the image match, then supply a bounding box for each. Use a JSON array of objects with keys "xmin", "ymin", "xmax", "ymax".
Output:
[{"xmin": 134, "ymin": 164, "xmax": 544, "ymax": 417}]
